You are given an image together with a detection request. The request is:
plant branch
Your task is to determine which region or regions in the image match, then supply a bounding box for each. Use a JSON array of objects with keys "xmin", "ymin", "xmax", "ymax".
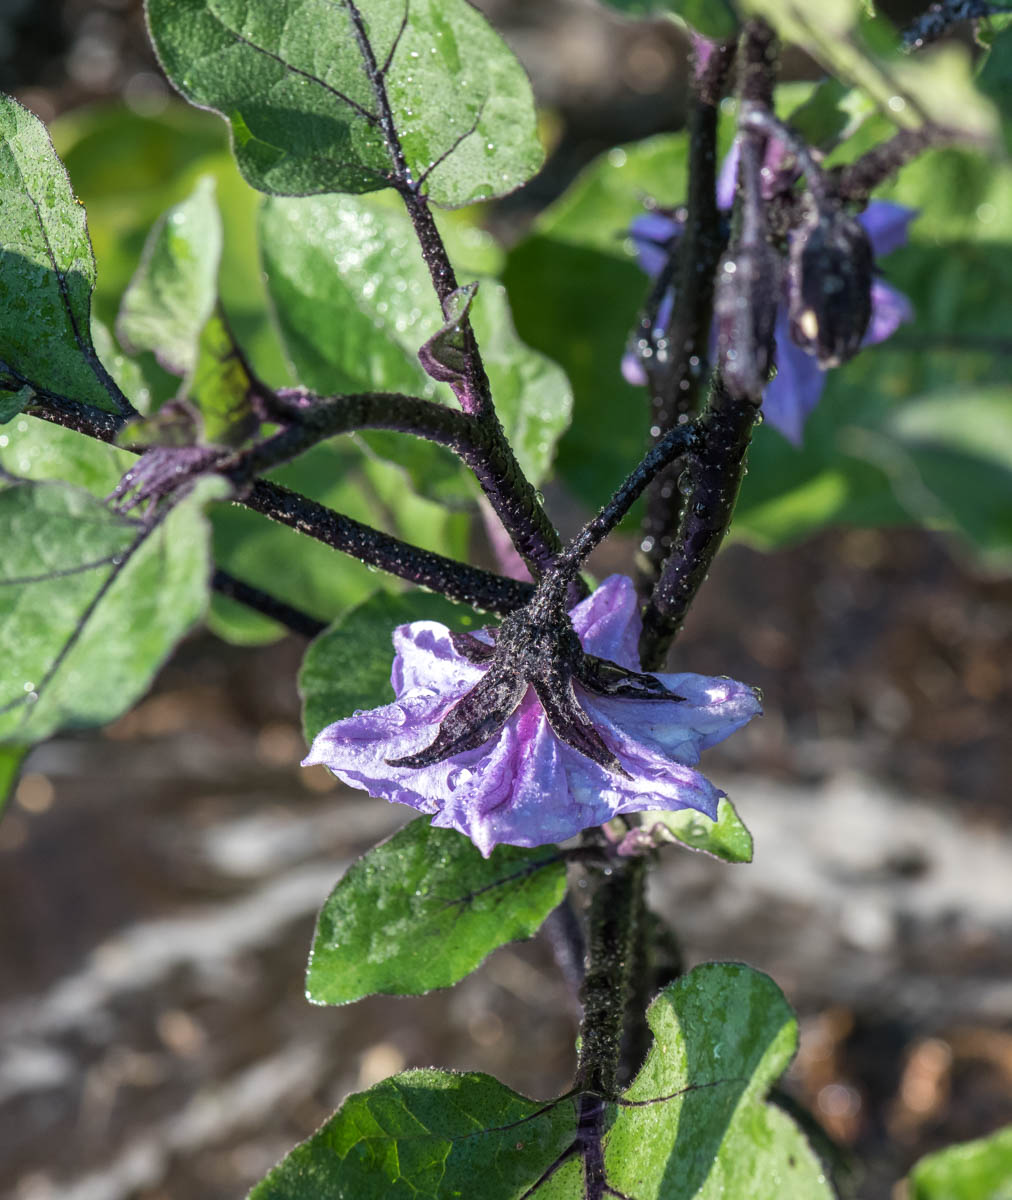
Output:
[
  {"xmin": 26, "ymin": 391, "xmax": 535, "ymax": 617},
  {"xmin": 243, "ymin": 479, "xmax": 533, "ymax": 615},
  {"xmin": 210, "ymin": 569, "xmax": 326, "ymax": 638},
  {"xmin": 342, "ymin": 0, "xmax": 563, "ymax": 577},
  {"xmin": 637, "ymin": 41, "xmax": 734, "ymax": 589}
]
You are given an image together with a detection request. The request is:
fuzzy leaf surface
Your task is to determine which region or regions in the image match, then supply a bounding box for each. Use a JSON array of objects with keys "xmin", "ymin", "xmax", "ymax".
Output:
[
  {"xmin": 146, "ymin": 0, "xmax": 543, "ymax": 207},
  {"xmin": 307, "ymin": 817, "xmax": 566, "ymax": 1003},
  {"xmin": 0, "ymin": 97, "xmax": 123, "ymax": 414},
  {"xmin": 0, "ymin": 475, "xmax": 228, "ymax": 744}
]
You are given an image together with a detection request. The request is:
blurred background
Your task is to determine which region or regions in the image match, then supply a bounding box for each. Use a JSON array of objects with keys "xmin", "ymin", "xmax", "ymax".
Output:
[{"xmin": 1, "ymin": 1, "xmax": 1010, "ymax": 1198}]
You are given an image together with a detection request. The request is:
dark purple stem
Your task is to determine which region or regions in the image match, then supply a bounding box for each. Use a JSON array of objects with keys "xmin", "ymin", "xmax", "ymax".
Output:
[
  {"xmin": 343, "ymin": 0, "xmax": 563, "ymax": 577},
  {"xmin": 638, "ymin": 42, "xmax": 734, "ymax": 588}
]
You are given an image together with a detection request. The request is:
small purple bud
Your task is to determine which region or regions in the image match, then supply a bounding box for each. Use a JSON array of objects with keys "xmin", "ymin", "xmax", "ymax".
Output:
[
  {"xmin": 714, "ymin": 241, "xmax": 782, "ymax": 398},
  {"xmin": 787, "ymin": 199, "xmax": 874, "ymax": 369}
]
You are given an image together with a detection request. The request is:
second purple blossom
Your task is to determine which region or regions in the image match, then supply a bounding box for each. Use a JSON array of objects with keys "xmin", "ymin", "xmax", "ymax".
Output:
[{"xmin": 622, "ymin": 143, "xmax": 916, "ymax": 444}]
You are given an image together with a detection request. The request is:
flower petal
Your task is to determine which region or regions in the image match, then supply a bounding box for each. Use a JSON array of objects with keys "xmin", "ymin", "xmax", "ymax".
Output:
[
  {"xmin": 863, "ymin": 278, "xmax": 913, "ymax": 347},
  {"xmin": 390, "ymin": 620, "xmax": 489, "ymax": 698},
  {"xmin": 859, "ymin": 201, "xmax": 917, "ymax": 258},
  {"xmin": 581, "ymin": 673, "xmax": 760, "ymax": 764},
  {"xmin": 569, "ymin": 574, "xmax": 642, "ymax": 669},
  {"xmin": 763, "ymin": 309, "xmax": 828, "ymax": 445},
  {"xmin": 630, "ymin": 212, "xmax": 683, "ymax": 278}
]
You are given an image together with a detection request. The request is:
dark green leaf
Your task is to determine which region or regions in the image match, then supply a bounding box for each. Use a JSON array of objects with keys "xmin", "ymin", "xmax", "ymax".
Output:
[
  {"xmin": 0, "ymin": 387, "xmax": 34, "ymax": 425},
  {"xmin": 0, "ymin": 97, "xmax": 124, "ymax": 414},
  {"xmin": 909, "ymin": 1125, "xmax": 1012, "ymax": 1200},
  {"xmin": 299, "ymin": 588, "xmax": 482, "ymax": 742},
  {"xmin": 307, "ymin": 818, "xmax": 566, "ymax": 1003},
  {"xmin": 0, "ymin": 475, "xmax": 229, "ymax": 745},
  {"xmin": 249, "ymin": 1069, "xmax": 577, "ymax": 1200},
  {"xmin": 116, "ymin": 175, "xmax": 223, "ymax": 377},
  {"xmin": 786, "ymin": 77, "xmax": 855, "ymax": 150},
  {"xmin": 260, "ymin": 193, "xmax": 572, "ymax": 501},
  {"xmin": 418, "ymin": 282, "xmax": 479, "ymax": 384},
  {"xmin": 146, "ymin": 0, "xmax": 543, "ymax": 207},
  {"xmin": 0, "ymin": 745, "xmax": 27, "ymax": 820},
  {"xmin": 977, "ymin": 29, "xmax": 1012, "ymax": 154}
]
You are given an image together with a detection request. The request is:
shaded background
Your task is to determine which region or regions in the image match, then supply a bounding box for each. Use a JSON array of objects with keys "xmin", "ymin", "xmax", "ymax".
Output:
[{"xmin": 2, "ymin": 1, "xmax": 1010, "ymax": 1198}]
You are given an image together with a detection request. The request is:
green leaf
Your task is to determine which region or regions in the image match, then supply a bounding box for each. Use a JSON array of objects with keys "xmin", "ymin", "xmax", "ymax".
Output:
[
  {"xmin": 307, "ymin": 818, "xmax": 566, "ymax": 1004},
  {"xmin": 249, "ymin": 1069, "xmax": 577, "ymax": 1200},
  {"xmin": 646, "ymin": 796, "xmax": 754, "ymax": 863},
  {"xmin": 596, "ymin": 0, "xmax": 739, "ymax": 39},
  {"xmin": 251, "ymin": 964, "xmax": 832, "ymax": 1198},
  {"xmin": 0, "ymin": 386, "xmax": 34, "ymax": 425},
  {"xmin": 600, "ymin": 964, "xmax": 833, "ymax": 1200},
  {"xmin": 785, "ymin": 77, "xmax": 856, "ymax": 150},
  {"xmin": 977, "ymin": 28, "xmax": 1012, "ymax": 155},
  {"xmin": 116, "ymin": 175, "xmax": 223, "ymax": 377},
  {"xmin": 0, "ymin": 475, "xmax": 229, "ymax": 745},
  {"xmin": 418, "ymin": 281, "xmax": 479, "ymax": 384},
  {"xmin": 187, "ymin": 310, "xmax": 260, "ymax": 447},
  {"xmin": 0, "ymin": 745, "xmax": 27, "ymax": 820},
  {"xmin": 739, "ymin": 0, "xmax": 998, "ymax": 142},
  {"xmin": 910, "ymin": 1125, "xmax": 1012, "ymax": 1200},
  {"xmin": 0, "ymin": 97, "xmax": 124, "ymax": 414},
  {"xmin": 299, "ymin": 588, "xmax": 482, "ymax": 742},
  {"xmin": 260, "ymin": 192, "xmax": 572, "ymax": 500},
  {"xmin": 146, "ymin": 0, "xmax": 543, "ymax": 207}
]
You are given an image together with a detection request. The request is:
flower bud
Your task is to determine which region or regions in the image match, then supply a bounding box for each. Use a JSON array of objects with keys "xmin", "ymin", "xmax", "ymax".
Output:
[{"xmin": 787, "ymin": 199, "xmax": 874, "ymax": 368}]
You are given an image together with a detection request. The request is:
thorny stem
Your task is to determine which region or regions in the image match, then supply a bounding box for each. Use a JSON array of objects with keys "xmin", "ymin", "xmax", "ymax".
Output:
[
  {"xmin": 345, "ymin": 0, "xmax": 563, "ymax": 578},
  {"xmin": 638, "ymin": 42, "xmax": 733, "ymax": 588},
  {"xmin": 576, "ymin": 855, "xmax": 646, "ymax": 1098},
  {"xmin": 639, "ymin": 20, "xmax": 777, "ymax": 670},
  {"xmin": 26, "ymin": 393, "xmax": 535, "ymax": 617},
  {"xmin": 210, "ymin": 570, "xmax": 326, "ymax": 638}
]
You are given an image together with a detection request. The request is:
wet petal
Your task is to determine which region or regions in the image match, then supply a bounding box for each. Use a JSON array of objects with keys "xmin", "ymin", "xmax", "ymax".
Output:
[
  {"xmin": 569, "ymin": 574, "xmax": 642, "ymax": 668},
  {"xmin": 390, "ymin": 620, "xmax": 488, "ymax": 698}
]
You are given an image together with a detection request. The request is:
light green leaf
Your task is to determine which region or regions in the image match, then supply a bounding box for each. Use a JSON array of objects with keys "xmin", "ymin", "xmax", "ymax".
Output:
[
  {"xmin": 260, "ymin": 192, "xmax": 572, "ymax": 500},
  {"xmin": 600, "ymin": 964, "xmax": 833, "ymax": 1200},
  {"xmin": 299, "ymin": 588, "xmax": 482, "ymax": 742},
  {"xmin": 739, "ymin": 0, "xmax": 998, "ymax": 142},
  {"xmin": 249, "ymin": 1069, "xmax": 577, "ymax": 1200},
  {"xmin": 596, "ymin": 0, "xmax": 739, "ymax": 39},
  {"xmin": 0, "ymin": 475, "xmax": 229, "ymax": 745},
  {"xmin": 646, "ymin": 796, "xmax": 754, "ymax": 863},
  {"xmin": 0, "ymin": 97, "xmax": 125, "ymax": 414},
  {"xmin": 116, "ymin": 176, "xmax": 223, "ymax": 377},
  {"xmin": 910, "ymin": 1125, "xmax": 1012, "ymax": 1200},
  {"xmin": 187, "ymin": 310, "xmax": 259, "ymax": 447},
  {"xmin": 307, "ymin": 818, "xmax": 566, "ymax": 1003},
  {"xmin": 146, "ymin": 0, "xmax": 544, "ymax": 208}
]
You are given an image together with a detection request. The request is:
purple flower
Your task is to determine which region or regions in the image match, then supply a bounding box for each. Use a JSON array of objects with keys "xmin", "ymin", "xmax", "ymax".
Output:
[
  {"xmin": 304, "ymin": 575, "xmax": 760, "ymax": 856},
  {"xmin": 623, "ymin": 153, "xmax": 916, "ymax": 445}
]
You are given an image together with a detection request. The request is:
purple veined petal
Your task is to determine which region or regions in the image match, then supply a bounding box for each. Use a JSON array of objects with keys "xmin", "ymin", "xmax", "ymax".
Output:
[
  {"xmin": 859, "ymin": 201, "xmax": 917, "ymax": 258},
  {"xmin": 571, "ymin": 573, "xmax": 643, "ymax": 669},
  {"xmin": 561, "ymin": 736, "xmax": 724, "ymax": 822},
  {"xmin": 390, "ymin": 620, "xmax": 489, "ymax": 698},
  {"xmin": 302, "ymin": 690, "xmax": 466, "ymax": 815},
  {"xmin": 630, "ymin": 212, "xmax": 683, "ymax": 278},
  {"xmin": 431, "ymin": 696, "xmax": 581, "ymax": 855},
  {"xmin": 580, "ymin": 673, "xmax": 762, "ymax": 765},
  {"xmin": 863, "ymin": 278, "xmax": 913, "ymax": 347},
  {"xmin": 762, "ymin": 309, "xmax": 828, "ymax": 445}
]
